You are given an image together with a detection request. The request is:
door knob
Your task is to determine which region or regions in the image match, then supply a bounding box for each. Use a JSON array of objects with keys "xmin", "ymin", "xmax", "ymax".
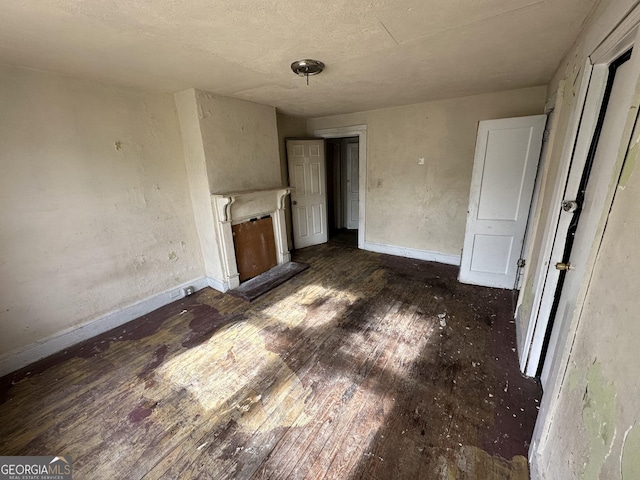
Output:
[
  {"xmin": 555, "ymin": 262, "xmax": 573, "ymax": 271},
  {"xmin": 292, "ymin": 200, "xmax": 297, "ymax": 205}
]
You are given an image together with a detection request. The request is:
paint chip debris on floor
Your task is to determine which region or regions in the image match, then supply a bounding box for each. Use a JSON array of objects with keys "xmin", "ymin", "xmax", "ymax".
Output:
[{"xmin": 0, "ymin": 243, "xmax": 540, "ymax": 479}]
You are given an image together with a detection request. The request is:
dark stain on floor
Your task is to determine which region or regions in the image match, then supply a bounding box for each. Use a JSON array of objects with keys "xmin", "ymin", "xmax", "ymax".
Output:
[{"xmin": 0, "ymin": 243, "xmax": 541, "ymax": 479}]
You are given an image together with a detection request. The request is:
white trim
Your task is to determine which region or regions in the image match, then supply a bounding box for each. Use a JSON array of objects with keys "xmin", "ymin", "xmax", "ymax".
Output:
[
  {"xmin": 206, "ymin": 275, "xmax": 229, "ymax": 292},
  {"xmin": 364, "ymin": 241, "xmax": 461, "ymax": 266},
  {"xmin": 590, "ymin": 7, "xmax": 640, "ymax": 63},
  {"xmin": 519, "ymin": 60, "xmax": 597, "ymax": 375},
  {"xmin": 0, "ymin": 276, "xmax": 209, "ymax": 377},
  {"xmin": 313, "ymin": 125, "xmax": 367, "ymax": 249},
  {"xmin": 526, "ymin": 64, "xmax": 608, "ymax": 378},
  {"xmin": 516, "ymin": 82, "xmax": 566, "ymax": 368}
]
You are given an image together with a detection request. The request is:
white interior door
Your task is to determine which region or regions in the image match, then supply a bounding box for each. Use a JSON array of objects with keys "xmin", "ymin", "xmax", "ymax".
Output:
[
  {"xmin": 539, "ymin": 54, "xmax": 635, "ymax": 387},
  {"xmin": 286, "ymin": 139, "xmax": 328, "ymax": 249},
  {"xmin": 345, "ymin": 141, "xmax": 359, "ymax": 230},
  {"xmin": 459, "ymin": 115, "xmax": 546, "ymax": 289}
]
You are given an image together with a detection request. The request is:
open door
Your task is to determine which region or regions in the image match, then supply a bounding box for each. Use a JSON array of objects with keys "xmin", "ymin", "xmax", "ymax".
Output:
[
  {"xmin": 459, "ymin": 115, "xmax": 546, "ymax": 289},
  {"xmin": 286, "ymin": 139, "xmax": 328, "ymax": 249}
]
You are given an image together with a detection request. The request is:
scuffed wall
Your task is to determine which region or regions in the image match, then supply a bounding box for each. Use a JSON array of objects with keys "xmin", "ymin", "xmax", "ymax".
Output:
[
  {"xmin": 307, "ymin": 87, "xmax": 546, "ymax": 257},
  {"xmin": 0, "ymin": 65, "xmax": 204, "ymax": 356}
]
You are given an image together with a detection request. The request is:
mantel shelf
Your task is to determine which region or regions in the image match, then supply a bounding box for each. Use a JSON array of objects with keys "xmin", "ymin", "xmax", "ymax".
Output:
[{"xmin": 211, "ymin": 186, "xmax": 291, "ymax": 198}]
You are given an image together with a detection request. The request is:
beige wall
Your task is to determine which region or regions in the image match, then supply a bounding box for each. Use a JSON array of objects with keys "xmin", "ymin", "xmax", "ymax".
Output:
[
  {"xmin": 307, "ymin": 87, "xmax": 546, "ymax": 257},
  {"xmin": 526, "ymin": 0, "xmax": 640, "ymax": 478},
  {"xmin": 539, "ymin": 139, "xmax": 640, "ymax": 478},
  {"xmin": 556, "ymin": 134, "xmax": 640, "ymax": 478},
  {"xmin": 196, "ymin": 91, "xmax": 282, "ymax": 194},
  {"xmin": 0, "ymin": 65, "xmax": 204, "ymax": 356}
]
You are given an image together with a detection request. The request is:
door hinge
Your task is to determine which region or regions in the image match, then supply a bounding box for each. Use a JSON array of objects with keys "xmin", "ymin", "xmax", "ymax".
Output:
[
  {"xmin": 543, "ymin": 129, "xmax": 550, "ymax": 142},
  {"xmin": 517, "ymin": 258, "xmax": 526, "ymax": 268}
]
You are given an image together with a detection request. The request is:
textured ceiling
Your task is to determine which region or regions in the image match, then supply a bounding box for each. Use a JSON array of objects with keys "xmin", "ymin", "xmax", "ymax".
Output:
[{"xmin": 0, "ymin": 0, "xmax": 600, "ymax": 117}]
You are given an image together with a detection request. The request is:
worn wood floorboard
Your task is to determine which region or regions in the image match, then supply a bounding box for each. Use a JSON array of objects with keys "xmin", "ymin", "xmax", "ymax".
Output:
[{"xmin": 0, "ymin": 243, "xmax": 540, "ymax": 479}]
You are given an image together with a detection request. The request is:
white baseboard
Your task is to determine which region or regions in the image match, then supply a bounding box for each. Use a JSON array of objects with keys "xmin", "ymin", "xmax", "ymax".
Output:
[
  {"xmin": 207, "ymin": 276, "xmax": 229, "ymax": 293},
  {"xmin": 0, "ymin": 276, "xmax": 209, "ymax": 377},
  {"xmin": 364, "ymin": 241, "xmax": 461, "ymax": 266}
]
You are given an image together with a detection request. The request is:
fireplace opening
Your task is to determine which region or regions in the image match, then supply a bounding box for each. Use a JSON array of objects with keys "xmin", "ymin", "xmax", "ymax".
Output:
[{"xmin": 232, "ymin": 215, "xmax": 277, "ymax": 282}]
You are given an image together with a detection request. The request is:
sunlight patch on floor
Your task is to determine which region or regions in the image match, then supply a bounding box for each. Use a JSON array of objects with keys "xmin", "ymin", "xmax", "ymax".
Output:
[
  {"xmin": 157, "ymin": 318, "xmax": 313, "ymax": 431},
  {"xmin": 261, "ymin": 284, "xmax": 359, "ymax": 328}
]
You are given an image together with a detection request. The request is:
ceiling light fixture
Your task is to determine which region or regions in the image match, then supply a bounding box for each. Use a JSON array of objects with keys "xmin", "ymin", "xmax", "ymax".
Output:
[{"xmin": 291, "ymin": 59, "xmax": 325, "ymax": 85}]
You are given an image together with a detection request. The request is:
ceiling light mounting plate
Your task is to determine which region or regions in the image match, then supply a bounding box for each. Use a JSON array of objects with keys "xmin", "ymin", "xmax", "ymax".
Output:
[{"xmin": 291, "ymin": 59, "xmax": 325, "ymax": 85}]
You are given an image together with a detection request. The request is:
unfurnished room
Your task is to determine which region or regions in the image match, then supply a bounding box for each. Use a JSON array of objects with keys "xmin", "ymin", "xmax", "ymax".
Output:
[{"xmin": 1, "ymin": 1, "xmax": 640, "ymax": 479}]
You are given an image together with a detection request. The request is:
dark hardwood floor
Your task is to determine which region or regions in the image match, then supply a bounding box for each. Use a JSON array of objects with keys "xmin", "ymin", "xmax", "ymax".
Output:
[{"xmin": 0, "ymin": 243, "xmax": 540, "ymax": 479}]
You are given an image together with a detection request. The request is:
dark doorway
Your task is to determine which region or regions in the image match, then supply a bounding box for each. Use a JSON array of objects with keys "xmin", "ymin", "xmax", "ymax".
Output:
[{"xmin": 325, "ymin": 136, "xmax": 359, "ymax": 247}]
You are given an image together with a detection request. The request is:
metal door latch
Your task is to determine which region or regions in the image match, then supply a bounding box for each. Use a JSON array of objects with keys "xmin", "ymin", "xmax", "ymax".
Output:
[
  {"xmin": 555, "ymin": 262, "xmax": 573, "ymax": 271},
  {"xmin": 562, "ymin": 200, "xmax": 579, "ymax": 212}
]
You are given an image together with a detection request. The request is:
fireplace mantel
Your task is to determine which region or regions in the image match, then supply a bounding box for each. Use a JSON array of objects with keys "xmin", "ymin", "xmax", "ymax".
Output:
[{"xmin": 211, "ymin": 187, "xmax": 291, "ymax": 290}]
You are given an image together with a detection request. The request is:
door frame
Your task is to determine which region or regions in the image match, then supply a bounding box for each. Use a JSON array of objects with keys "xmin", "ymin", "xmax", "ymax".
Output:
[
  {"xmin": 529, "ymin": 6, "xmax": 640, "ymax": 462},
  {"xmin": 515, "ymin": 93, "xmax": 559, "ymax": 292},
  {"xmin": 314, "ymin": 125, "xmax": 367, "ymax": 249},
  {"xmin": 520, "ymin": 15, "xmax": 640, "ymax": 378}
]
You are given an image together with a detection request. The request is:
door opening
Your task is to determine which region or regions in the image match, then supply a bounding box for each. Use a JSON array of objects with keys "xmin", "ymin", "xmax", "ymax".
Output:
[
  {"xmin": 313, "ymin": 125, "xmax": 367, "ymax": 250},
  {"xmin": 325, "ymin": 136, "xmax": 359, "ymax": 247}
]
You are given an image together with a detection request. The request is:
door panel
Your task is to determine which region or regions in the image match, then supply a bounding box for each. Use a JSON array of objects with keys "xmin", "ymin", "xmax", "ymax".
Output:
[
  {"xmin": 310, "ymin": 163, "xmax": 321, "ymax": 195},
  {"xmin": 296, "ymin": 207, "xmax": 309, "ymax": 238},
  {"xmin": 294, "ymin": 165, "xmax": 306, "ymax": 195},
  {"xmin": 311, "ymin": 204, "xmax": 323, "ymax": 234},
  {"xmin": 470, "ymin": 235, "xmax": 513, "ymax": 274},
  {"xmin": 477, "ymin": 127, "xmax": 536, "ymax": 220},
  {"xmin": 287, "ymin": 139, "xmax": 328, "ymax": 249},
  {"xmin": 459, "ymin": 115, "xmax": 546, "ymax": 289}
]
